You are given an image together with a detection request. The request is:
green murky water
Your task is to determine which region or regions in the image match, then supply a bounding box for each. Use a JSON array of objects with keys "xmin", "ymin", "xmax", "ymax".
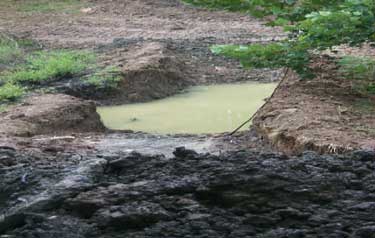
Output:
[{"xmin": 97, "ymin": 82, "xmax": 277, "ymax": 134}]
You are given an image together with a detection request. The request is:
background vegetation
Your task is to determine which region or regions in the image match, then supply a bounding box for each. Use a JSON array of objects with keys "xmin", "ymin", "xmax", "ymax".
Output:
[{"xmin": 185, "ymin": 0, "xmax": 375, "ymax": 94}]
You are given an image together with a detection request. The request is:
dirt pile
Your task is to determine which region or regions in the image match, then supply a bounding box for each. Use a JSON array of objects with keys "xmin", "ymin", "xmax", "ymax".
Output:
[
  {"xmin": 1, "ymin": 147, "xmax": 375, "ymax": 237},
  {"xmin": 66, "ymin": 42, "xmax": 188, "ymax": 104},
  {"xmin": 253, "ymin": 68, "xmax": 375, "ymax": 155},
  {"xmin": 0, "ymin": 94, "xmax": 105, "ymax": 137}
]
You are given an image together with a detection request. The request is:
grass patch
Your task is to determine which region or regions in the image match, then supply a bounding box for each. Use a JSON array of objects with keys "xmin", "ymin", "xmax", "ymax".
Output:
[
  {"xmin": 338, "ymin": 56, "xmax": 375, "ymax": 95},
  {"xmin": 182, "ymin": 0, "xmax": 252, "ymax": 12},
  {"xmin": 6, "ymin": 50, "xmax": 95, "ymax": 83},
  {"xmin": 15, "ymin": 0, "xmax": 84, "ymax": 13},
  {"xmin": 354, "ymin": 98, "xmax": 375, "ymax": 114},
  {"xmin": 0, "ymin": 38, "xmax": 23, "ymax": 65},
  {"xmin": 211, "ymin": 43, "xmax": 288, "ymax": 69},
  {"xmin": 85, "ymin": 66, "xmax": 122, "ymax": 89},
  {"xmin": 0, "ymin": 83, "xmax": 25, "ymax": 102},
  {"xmin": 0, "ymin": 35, "xmax": 122, "ymax": 103}
]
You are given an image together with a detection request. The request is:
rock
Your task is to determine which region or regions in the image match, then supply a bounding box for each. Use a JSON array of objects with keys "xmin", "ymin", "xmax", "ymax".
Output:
[
  {"xmin": 173, "ymin": 147, "xmax": 198, "ymax": 158},
  {"xmin": 0, "ymin": 147, "xmax": 17, "ymax": 167},
  {"xmin": 93, "ymin": 202, "xmax": 171, "ymax": 230},
  {"xmin": 352, "ymin": 150, "xmax": 375, "ymax": 161},
  {"xmin": 353, "ymin": 226, "xmax": 375, "ymax": 238}
]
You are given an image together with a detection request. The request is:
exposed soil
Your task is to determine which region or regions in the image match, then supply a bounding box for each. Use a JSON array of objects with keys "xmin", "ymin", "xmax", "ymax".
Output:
[
  {"xmin": 254, "ymin": 58, "xmax": 375, "ymax": 155},
  {"xmin": 0, "ymin": 0, "xmax": 283, "ymax": 104},
  {"xmin": 65, "ymin": 42, "xmax": 190, "ymax": 105},
  {"xmin": 0, "ymin": 94, "xmax": 105, "ymax": 137}
]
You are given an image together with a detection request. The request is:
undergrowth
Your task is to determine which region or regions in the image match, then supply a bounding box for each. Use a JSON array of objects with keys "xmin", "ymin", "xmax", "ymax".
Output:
[
  {"xmin": 338, "ymin": 56, "xmax": 375, "ymax": 95},
  {"xmin": 0, "ymin": 37, "xmax": 22, "ymax": 65},
  {"xmin": 85, "ymin": 66, "xmax": 122, "ymax": 89},
  {"xmin": 0, "ymin": 83, "xmax": 25, "ymax": 102},
  {"xmin": 6, "ymin": 51, "xmax": 95, "ymax": 83}
]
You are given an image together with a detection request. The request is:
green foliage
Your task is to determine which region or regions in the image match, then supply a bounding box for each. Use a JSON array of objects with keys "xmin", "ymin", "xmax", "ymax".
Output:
[
  {"xmin": 211, "ymin": 42, "xmax": 313, "ymax": 78},
  {"xmin": 85, "ymin": 66, "xmax": 122, "ymax": 89},
  {"xmin": 6, "ymin": 51, "xmax": 95, "ymax": 83},
  {"xmin": 193, "ymin": 0, "xmax": 375, "ymax": 80},
  {"xmin": 211, "ymin": 43, "xmax": 287, "ymax": 68},
  {"xmin": 296, "ymin": 3, "xmax": 375, "ymax": 50},
  {"xmin": 338, "ymin": 56, "xmax": 375, "ymax": 80},
  {"xmin": 0, "ymin": 83, "xmax": 25, "ymax": 102},
  {"xmin": 338, "ymin": 56, "xmax": 375, "ymax": 94},
  {"xmin": 182, "ymin": 0, "xmax": 253, "ymax": 12},
  {"xmin": 0, "ymin": 38, "xmax": 22, "ymax": 65},
  {"xmin": 0, "ymin": 35, "xmax": 121, "ymax": 102}
]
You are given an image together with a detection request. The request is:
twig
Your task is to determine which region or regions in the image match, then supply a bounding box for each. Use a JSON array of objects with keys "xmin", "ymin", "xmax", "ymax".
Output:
[{"xmin": 229, "ymin": 67, "xmax": 290, "ymax": 136}]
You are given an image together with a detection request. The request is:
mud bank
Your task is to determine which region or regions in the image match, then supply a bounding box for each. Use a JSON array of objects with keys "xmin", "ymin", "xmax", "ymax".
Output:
[
  {"xmin": 0, "ymin": 94, "xmax": 105, "ymax": 137},
  {"xmin": 1, "ymin": 147, "xmax": 375, "ymax": 237},
  {"xmin": 253, "ymin": 68, "xmax": 375, "ymax": 155}
]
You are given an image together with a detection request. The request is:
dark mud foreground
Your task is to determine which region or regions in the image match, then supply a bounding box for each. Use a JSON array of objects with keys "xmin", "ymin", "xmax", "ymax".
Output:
[{"xmin": 1, "ymin": 146, "xmax": 375, "ymax": 238}]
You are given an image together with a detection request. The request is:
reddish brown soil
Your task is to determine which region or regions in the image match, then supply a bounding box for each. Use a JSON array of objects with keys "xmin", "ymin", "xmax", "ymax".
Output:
[
  {"xmin": 0, "ymin": 94, "xmax": 105, "ymax": 137},
  {"xmin": 0, "ymin": 0, "xmax": 284, "ymax": 47},
  {"xmin": 0, "ymin": 0, "xmax": 284, "ymax": 88},
  {"xmin": 253, "ymin": 57, "xmax": 375, "ymax": 154}
]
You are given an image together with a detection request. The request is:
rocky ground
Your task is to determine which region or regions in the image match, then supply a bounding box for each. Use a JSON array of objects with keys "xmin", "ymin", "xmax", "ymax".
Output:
[{"xmin": 1, "ymin": 147, "xmax": 375, "ymax": 237}]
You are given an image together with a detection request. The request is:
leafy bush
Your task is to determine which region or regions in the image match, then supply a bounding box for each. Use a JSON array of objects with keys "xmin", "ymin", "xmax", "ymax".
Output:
[
  {"xmin": 6, "ymin": 50, "xmax": 95, "ymax": 83},
  {"xmin": 0, "ymin": 83, "xmax": 25, "ymax": 102}
]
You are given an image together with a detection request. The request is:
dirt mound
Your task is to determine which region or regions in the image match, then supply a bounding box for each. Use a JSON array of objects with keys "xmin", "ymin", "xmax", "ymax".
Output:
[
  {"xmin": 253, "ymin": 67, "xmax": 375, "ymax": 155},
  {"xmin": 0, "ymin": 94, "xmax": 105, "ymax": 137},
  {"xmin": 66, "ymin": 42, "xmax": 188, "ymax": 104},
  {"xmin": 115, "ymin": 42, "xmax": 188, "ymax": 104},
  {"xmin": 1, "ymin": 147, "xmax": 375, "ymax": 237}
]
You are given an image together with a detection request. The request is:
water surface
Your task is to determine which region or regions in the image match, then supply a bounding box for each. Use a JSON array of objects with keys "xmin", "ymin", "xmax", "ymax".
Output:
[{"xmin": 98, "ymin": 82, "xmax": 277, "ymax": 134}]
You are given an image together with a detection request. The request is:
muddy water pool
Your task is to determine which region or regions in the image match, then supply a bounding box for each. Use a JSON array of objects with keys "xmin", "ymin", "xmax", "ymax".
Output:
[{"xmin": 97, "ymin": 82, "xmax": 277, "ymax": 134}]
